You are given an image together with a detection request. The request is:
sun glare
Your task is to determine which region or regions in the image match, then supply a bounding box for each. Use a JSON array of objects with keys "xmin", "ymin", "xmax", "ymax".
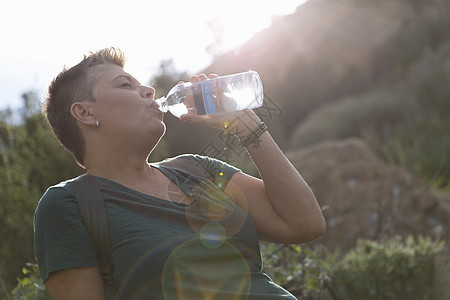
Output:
[
  {"xmin": 206, "ymin": 1, "xmax": 305, "ymax": 55},
  {"xmin": 207, "ymin": 10, "xmax": 268, "ymax": 54}
]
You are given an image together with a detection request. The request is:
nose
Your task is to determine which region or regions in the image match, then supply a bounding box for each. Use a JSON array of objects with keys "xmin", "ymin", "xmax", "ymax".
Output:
[{"xmin": 140, "ymin": 85, "xmax": 156, "ymax": 99}]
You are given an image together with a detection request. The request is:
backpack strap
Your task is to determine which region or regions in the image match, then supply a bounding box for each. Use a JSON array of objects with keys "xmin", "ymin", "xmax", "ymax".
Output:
[{"xmin": 71, "ymin": 174, "xmax": 117, "ymax": 290}]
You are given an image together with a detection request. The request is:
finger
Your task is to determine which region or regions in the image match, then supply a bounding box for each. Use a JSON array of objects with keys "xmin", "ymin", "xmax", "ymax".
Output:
[
  {"xmin": 180, "ymin": 112, "xmax": 237, "ymax": 132},
  {"xmin": 179, "ymin": 113, "xmax": 211, "ymax": 124},
  {"xmin": 197, "ymin": 74, "xmax": 208, "ymax": 81},
  {"xmin": 189, "ymin": 75, "xmax": 199, "ymax": 83},
  {"xmin": 208, "ymin": 73, "xmax": 219, "ymax": 79}
]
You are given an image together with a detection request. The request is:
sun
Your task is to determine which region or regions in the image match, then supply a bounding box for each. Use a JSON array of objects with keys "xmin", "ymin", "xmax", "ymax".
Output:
[
  {"xmin": 205, "ymin": 1, "xmax": 307, "ymax": 56},
  {"xmin": 206, "ymin": 5, "xmax": 273, "ymax": 55}
]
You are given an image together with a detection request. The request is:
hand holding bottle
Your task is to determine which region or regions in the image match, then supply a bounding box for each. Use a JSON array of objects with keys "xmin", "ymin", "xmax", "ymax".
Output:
[{"xmin": 182, "ymin": 73, "xmax": 221, "ymax": 116}]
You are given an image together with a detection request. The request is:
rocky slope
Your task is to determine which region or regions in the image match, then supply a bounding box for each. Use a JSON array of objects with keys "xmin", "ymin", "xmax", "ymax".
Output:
[{"xmin": 286, "ymin": 138, "xmax": 450, "ymax": 250}]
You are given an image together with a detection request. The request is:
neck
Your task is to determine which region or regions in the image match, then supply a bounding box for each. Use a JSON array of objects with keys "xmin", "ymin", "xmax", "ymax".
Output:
[
  {"xmin": 80, "ymin": 121, "xmax": 165, "ymax": 185},
  {"xmin": 83, "ymin": 141, "xmax": 158, "ymax": 186},
  {"xmin": 86, "ymin": 155, "xmax": 154, "ymax": 183}
]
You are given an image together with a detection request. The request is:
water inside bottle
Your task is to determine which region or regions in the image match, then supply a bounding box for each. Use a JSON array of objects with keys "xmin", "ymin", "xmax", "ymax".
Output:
[
  {"xmin": 168, "ymin": 102, "xmax": 189, "ymax": 117},
  {"xmin": 155, "ymin": 96, "xmax": 190, "ymax": 118},
  {"xmin": 224, "ymin": 86, "xmax": 257, "ymax": 110}
]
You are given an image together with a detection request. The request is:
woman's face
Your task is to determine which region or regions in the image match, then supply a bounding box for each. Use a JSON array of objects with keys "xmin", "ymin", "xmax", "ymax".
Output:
[{"xmin": 91, "ymin": 64, "xmax": 165, "ymax": 142}]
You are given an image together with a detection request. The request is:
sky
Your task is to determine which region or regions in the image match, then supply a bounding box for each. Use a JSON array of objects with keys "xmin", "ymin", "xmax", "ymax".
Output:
[{"xmin": 0, "ymin": 0, "xmax": 307, "ymax": 110}]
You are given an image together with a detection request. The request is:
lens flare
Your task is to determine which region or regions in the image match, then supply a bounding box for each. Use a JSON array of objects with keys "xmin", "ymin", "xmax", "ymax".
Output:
[
  {"xmin": 162, "ymin": 239, "xmax": 251, "ymax": 300},
  {"xmin": 199, "ymin": 222, "xmax": 227, "ymax": 249},
  {"xmin": 186, "ymin": 184, "xmax": 247, "ymax": 238},
  {"xmin": 118, "ymin": 237, "xmax": 188, "ymax": 298}
]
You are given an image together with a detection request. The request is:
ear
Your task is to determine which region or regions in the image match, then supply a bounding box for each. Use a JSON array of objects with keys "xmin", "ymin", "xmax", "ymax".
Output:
[{"xmin": 70, "ymin": 102, "xmax": 97, "ymax": 127}]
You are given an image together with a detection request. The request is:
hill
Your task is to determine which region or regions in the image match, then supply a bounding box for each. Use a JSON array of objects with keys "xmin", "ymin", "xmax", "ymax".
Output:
[
  {"xmin": 200, "ymin": 0, "xmax": 450, "ymax": 188},
  {"xmin": 204, "ymin": 0, "xmax": 449, "ymax": 138}
]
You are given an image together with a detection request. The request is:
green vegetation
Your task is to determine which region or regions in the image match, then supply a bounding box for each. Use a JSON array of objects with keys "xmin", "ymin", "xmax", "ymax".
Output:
[
  {"xmin": 325, "ymin": 236, "xmax": 448, "ymax": 300},
  {"xmin": 8, "ymin": 236, "xmax": 448, "ymax": 299},
  {"xmin": 0, "ymin": 94, "xmax": 82, "ymax": 298},
  {"xmin": 11, "ymin": 264, "xmax": 48, "ymax": 300},
  {"xmin": 262, "ymin": 236, "xmax": 448, "ymax": 300}
]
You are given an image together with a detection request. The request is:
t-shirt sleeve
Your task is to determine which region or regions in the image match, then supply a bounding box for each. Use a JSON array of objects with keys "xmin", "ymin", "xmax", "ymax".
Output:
[
  {"xmin": 162, "ymin": 154, "xmax": 241, "ymax": 191},
  {"xmin": 33, "ymin": 182, "xmax": 99, "ymax": 282}
]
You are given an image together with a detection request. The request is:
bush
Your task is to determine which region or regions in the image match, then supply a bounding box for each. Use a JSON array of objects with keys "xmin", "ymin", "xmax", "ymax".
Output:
[
  {"xmin": 9, "ymin": 236, "xmax": 448, "ymax": 299},
  {"xmin": 11, "ymin": 264, "xmax": 49, "ymax": 300},
  {"xmin": 326, "ymin": 236, "xmax": 448, "ymax": 300},
  {"xmin": 0, "ymin": 94, "xmax": 82, "ymax": 296},
  {"xmin": 260, "ymin": 242, "xmax": 329, "ymax": 299}
]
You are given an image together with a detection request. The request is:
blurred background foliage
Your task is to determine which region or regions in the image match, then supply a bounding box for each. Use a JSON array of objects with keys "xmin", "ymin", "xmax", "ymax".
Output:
[{"xmin": 1, "ymin": 0, "xmax": 449, "ymax": 298}]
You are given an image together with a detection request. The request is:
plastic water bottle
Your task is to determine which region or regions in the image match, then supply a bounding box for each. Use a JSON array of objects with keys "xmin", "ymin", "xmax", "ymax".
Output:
[{"xmin": 156, "ymin": 71, "xmax": 264, "ymax": 118}]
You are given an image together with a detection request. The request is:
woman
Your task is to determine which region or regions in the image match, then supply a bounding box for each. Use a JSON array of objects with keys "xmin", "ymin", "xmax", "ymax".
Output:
[{"xmin": 34, "ymin": 47, "xmax": 325, "ymax": 299}]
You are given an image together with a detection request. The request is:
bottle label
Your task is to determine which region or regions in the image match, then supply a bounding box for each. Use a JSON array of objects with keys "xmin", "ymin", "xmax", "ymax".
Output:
[{"xmin": 201, "ymin": 80, "xmax": 216, "ymax": 114}]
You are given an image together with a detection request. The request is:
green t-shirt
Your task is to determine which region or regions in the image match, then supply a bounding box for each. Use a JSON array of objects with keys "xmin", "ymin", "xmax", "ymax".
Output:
[{"xmin": 34, "ymin": 154, "xmax": 296, "ymax": 299}]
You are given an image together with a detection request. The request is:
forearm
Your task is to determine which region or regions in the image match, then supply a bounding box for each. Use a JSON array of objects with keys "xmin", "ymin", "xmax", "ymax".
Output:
[
  {"xmin": 236, "ymin": 112, "xmax": 325, "ymax": 236},
  {"xmin": 180, "ymin": 107, "xmax": 326, "ymax": 242}
]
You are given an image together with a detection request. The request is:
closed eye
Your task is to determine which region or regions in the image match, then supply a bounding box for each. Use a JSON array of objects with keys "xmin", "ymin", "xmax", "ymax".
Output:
[
  {"xmin": 120, "ymin": 82, "xmax": 132, "ymax": 88},
  {"xmin": 112, "ymin": 74, "xmax": 141, "ymax": 88}
]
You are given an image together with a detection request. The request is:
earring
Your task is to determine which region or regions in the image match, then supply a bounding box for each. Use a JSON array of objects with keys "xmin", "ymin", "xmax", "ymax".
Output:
[{"xmin": 95, "ymin": 120, "xmax": 100, "ymax": 128}]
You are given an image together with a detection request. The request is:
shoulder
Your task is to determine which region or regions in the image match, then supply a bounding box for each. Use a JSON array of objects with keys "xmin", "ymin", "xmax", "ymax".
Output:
[
  {"xmin": 35, "ymin": 179, "xmax": 79, "ymax": 223},
  {"xmin": 34, "ymin": 178, "xmax": 100, "ymax": 283},
  {"xmin": 38, "ymin": 179, "xmax": 76, "ymax": 206},
  {"xmin": 156, "ymin": 154, "xmax": 241, "ymax": 191},
  {"xmin": 157, "ymin": 154, "xmax": 241, "ymax": 179},
  {"xmin": 158, "ymin": 153, "xmax": 211, "ymax": 167}
]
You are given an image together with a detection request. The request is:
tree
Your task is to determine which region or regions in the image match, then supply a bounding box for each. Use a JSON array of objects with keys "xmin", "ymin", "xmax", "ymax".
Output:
[{"xmin": 0, "ymin": 92, "xmax": 82, "ymax": 297}]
